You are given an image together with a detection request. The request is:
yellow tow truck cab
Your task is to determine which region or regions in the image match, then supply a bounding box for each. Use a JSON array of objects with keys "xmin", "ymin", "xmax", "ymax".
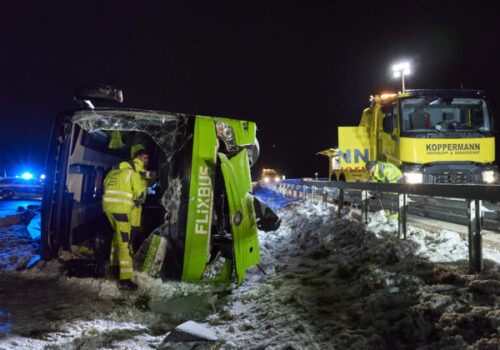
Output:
[{"xmin": 329, "ymin": 89, "xmax": 497, "ymax": 184}]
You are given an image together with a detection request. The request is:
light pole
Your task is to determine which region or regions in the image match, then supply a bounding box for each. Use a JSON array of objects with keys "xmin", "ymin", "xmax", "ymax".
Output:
[{"xmin": 392, "ymin": 62, "xmax": 411, "ymax": 93}]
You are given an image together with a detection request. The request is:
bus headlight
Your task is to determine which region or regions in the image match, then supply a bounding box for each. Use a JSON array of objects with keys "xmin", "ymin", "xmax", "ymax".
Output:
[
  {"xmin": 482, "ymin": 170, "xmax": 496, "ymax": 184},
  {"xmin": 404, "ymin": 171, "xmax": 423, "ymax": 184},
  {"xmin": 215, "ymin": 120, "xmax": 237, "ymax": 152}
]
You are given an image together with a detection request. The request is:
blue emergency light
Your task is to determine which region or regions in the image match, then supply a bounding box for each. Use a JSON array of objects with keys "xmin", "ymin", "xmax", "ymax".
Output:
[{"xmin": 21, "ymin": 172, "xmax": 34, "ymax": 180}]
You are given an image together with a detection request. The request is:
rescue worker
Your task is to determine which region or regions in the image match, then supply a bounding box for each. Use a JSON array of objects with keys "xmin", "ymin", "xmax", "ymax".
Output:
[
  {"xmin": 130, "ymin": 148, "xmax": 150, "ymax": 251},
  {"xmin": 102, "ymin": 160, "xmax": 146, "ymax": 291},
  {"xmin": 366, "ymin": 161, "xmax": 402, "ymax": 220},
  {"xmin": 366, "ymin": 161, "xmax": 403, "ymax": 183}
]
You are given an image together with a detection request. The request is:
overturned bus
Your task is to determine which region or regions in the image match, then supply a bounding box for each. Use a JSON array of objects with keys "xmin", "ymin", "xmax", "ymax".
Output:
[{"xmin": 41, "ymin": 85, "xmax": 275, "ymax": 284}]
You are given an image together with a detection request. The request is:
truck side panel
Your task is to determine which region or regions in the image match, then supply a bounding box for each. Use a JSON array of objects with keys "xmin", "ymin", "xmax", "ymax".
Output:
[
  {"xmin": 338, "ymin": 126, "xmax": 371, "ymax": 170},
  {"xmin": 399, "ymin": 137, "xmax": 495, "ymax": 164}
]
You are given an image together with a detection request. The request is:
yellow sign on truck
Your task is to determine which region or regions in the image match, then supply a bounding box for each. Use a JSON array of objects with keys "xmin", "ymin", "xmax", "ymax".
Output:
[{"xmin": 330, "ymin": 89, "xmax": 497, "ymax": 184}]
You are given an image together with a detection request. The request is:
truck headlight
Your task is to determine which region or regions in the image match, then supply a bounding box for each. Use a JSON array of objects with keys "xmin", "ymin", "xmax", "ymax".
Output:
[
  {"xmin": 482, "ymin": 170, "xmax": 496, "ymax": 184},
  {"xmin": 404, "ymin": 171, "xmax": 423, "ymax": 184},
  {"xmin": 263, "ymin": 176, "xmax": 270, "ymax": 183},
  {"xmin": 274, "ymin": 176, "xmax": 280, "ymax": 182}
]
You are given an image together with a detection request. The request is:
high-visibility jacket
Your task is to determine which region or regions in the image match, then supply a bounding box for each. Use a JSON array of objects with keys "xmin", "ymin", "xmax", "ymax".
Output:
[
  {"xmin": 102, "ymin": 162, "xmax": 145, "ymax": 214},
  {"xmin": 372, "ymin": 162, "xmax": 403, "ymax": 183},
  {"xmin": 133, "ymin": 158, "xmax": 148, "ymax": 192},
  {"xmin": 116, "ymin": 158, "xmax": 150, "ymax": 200},
  {"xmin": 127, "ymin": 158, "xmax": 150, "ymax": 250}
]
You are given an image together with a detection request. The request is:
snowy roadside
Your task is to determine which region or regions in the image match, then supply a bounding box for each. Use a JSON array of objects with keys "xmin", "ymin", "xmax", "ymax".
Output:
[
  {"xmin": 208, "ymin": 200, "xmax": 500, "ymax": 349},
  {"xmin": 0, "ymin": 192, "xmax": 499, "ymax": 349}
]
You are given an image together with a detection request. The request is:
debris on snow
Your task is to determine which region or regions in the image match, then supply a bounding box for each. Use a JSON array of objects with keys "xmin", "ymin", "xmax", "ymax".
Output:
[{"xmin": 162, "ymin": 320, "xmax": 217, "ymax": 342}]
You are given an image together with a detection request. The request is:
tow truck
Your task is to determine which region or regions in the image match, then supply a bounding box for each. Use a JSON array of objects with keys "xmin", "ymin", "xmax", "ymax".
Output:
[
  {"xmin": 320, "ymin": 89, "xmax": 497, "ymax": 184},
  {"xmin": 260, "ymin": 168, "xmax": 283, "ymax": 184}
]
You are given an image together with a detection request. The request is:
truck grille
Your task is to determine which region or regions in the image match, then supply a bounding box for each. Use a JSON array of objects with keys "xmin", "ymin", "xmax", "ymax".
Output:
[{"xmin": 434, "ymin": 171, "xmax": 473, "ymax": 184}]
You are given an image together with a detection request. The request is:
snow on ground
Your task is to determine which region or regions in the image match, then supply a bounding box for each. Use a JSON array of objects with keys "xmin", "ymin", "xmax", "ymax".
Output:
[
  {"xmin": 0, "ymin": 190, "xmax": 499, "ymax": 349},
  {"xmin": 0, "ymin": 225, "xmax": 37, "ymax": 271}
]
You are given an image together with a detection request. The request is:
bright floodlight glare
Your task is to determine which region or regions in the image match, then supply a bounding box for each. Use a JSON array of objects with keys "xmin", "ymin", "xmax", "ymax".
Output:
[
  {"xmin": 21, "ymin": 172, "xmax": 34, "ymax": 180},
  {"xmin": 40, "ymin": 174, "xmax": 46, "ymax": 180},
  {"xmin": 392, "ymin": 61, "xmax": 411, "ymax": 93},
  {"xmin": 392, "ymin": 62, "xmax": 410, "ymax": 72}
]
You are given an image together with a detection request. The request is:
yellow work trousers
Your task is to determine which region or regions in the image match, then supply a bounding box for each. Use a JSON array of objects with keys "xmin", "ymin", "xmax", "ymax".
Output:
[{"xmin": 105, "ymin": 212, "xmax": 133, "ymax": 280}]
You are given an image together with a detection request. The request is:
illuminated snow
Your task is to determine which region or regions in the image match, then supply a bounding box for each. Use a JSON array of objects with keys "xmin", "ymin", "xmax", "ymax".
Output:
[{"xmin": 0, "ymin": 191, "xmax": 499, "ymax": 349}]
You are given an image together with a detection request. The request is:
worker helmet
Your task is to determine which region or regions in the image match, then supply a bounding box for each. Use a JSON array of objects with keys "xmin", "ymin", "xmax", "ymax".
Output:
[
  {"xmin": 131, "ymin": 144, "xmax": 146, "ymax": 159},
  {"xmin": 365, "ymin": 161, "xmax": 378, "ymax": 171}
]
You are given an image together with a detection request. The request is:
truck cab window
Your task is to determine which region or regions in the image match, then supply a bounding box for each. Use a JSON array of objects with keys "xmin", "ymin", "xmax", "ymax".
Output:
[
  {"xmin": 381, "ymin": 103, "xmax": 397, "ymax": 133},
  {"xmin": 401, "ymin": 97, "xmax": 491, "ymax": 134}
]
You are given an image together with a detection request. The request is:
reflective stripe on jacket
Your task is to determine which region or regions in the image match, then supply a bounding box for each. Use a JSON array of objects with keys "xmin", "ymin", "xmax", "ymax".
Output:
[
  {"xmin": 102, "ymin": 162, "xmax": 145, "ymax": 213},
  {"xmin": 372, "ymin": 162, "xmax": 403, "ymax": 183}
]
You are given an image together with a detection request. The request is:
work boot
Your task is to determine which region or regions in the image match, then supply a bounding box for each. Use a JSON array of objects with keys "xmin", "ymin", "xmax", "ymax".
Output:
[{"xmin": 118, "ymin": 279, "xmax": 138, "ymax": 291}]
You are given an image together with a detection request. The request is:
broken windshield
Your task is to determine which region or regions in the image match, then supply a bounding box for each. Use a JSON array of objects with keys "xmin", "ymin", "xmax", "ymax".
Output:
[
  {"xmin": 400, "ymin": 97, "xmax": 491, "ymax": 134},
  {"xmin": 72, "ymin": 109, "xmax": 192, "ymax": 161},
  {"xmin": 71, "ymin": 109, "xmax": 194, "ymax": 227}
]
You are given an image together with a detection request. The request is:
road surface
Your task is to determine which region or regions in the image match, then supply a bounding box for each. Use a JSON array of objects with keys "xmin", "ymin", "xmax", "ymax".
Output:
[{"xmin": 0, "ymin": 200, "xmax": 41, "ymax": 218}]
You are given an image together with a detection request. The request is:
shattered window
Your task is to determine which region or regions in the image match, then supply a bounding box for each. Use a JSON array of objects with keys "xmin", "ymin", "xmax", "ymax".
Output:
[
  {"xmin": 72, "ymin": 109, "xmax": 194, "ymax": 232},
  {"xmin": 72, "ymin": 110, "xmax": 192, "ymax": 161}
]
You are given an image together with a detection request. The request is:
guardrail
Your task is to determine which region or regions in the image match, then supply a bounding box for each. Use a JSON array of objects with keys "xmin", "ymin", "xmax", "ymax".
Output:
[{"xmin": 272, "ymin": 180, "xmax": 500, "ymax": 274}]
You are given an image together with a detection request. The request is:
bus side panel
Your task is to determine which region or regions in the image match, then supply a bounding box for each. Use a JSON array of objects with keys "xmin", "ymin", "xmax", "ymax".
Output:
[
  {"xmin": 180, "ymin": 117, "xmax": 218, "ymax": 281},
  {"xmin": 41, "ymin": 114, "xmax": 72, "ymax": 259},
  {"xmin": 218, "ymin": 150, "xmax": 259, "ymax": 284}
]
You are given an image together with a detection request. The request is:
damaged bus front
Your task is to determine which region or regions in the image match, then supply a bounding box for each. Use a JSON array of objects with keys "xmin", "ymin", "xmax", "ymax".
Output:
[{"xmin": 42, "ymin": 106, "xmax": 271, "ymax": 283}]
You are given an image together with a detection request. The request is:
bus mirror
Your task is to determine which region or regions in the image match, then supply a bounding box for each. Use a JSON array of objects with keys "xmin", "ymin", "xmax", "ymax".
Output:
[{"xmin": 74, "ymin": 84, "xmax": 124, "ymax": 106}]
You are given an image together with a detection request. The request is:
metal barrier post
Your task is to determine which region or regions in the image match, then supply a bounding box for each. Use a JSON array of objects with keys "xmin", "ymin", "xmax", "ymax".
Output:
[
  {"xmin": 467, "ymin": 199, "xmax": 483, "ymax": 273},
  {"xmin": 322, "ymin": 188, "xmax": 328, "ymax": 209},
  {"xmin": 312, "ymin": 186, "xmax": 316, "ymax": 204},
  {"xmin": 398, "ymin": 194, "xmax": 408, "ymax": 239},
  {"xmin": 338, "ymin": 188, "xmax": 344, "ymax": 218},
  {"xmin": 361, "ymin": 190, "xmax": 369, "ymax": 224},
  {"xmin": 303, "ymin": 186, "xmax": 307, "ymax": 201},
  {"xmin": 296, "ymin": 185, "xmax": 301, "ymax": 200}
]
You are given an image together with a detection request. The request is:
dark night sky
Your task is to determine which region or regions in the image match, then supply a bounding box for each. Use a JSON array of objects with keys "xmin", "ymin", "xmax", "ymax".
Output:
[{"xmin": 1, "ymin": 1, "xmax": 499, "ymax": 178}]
